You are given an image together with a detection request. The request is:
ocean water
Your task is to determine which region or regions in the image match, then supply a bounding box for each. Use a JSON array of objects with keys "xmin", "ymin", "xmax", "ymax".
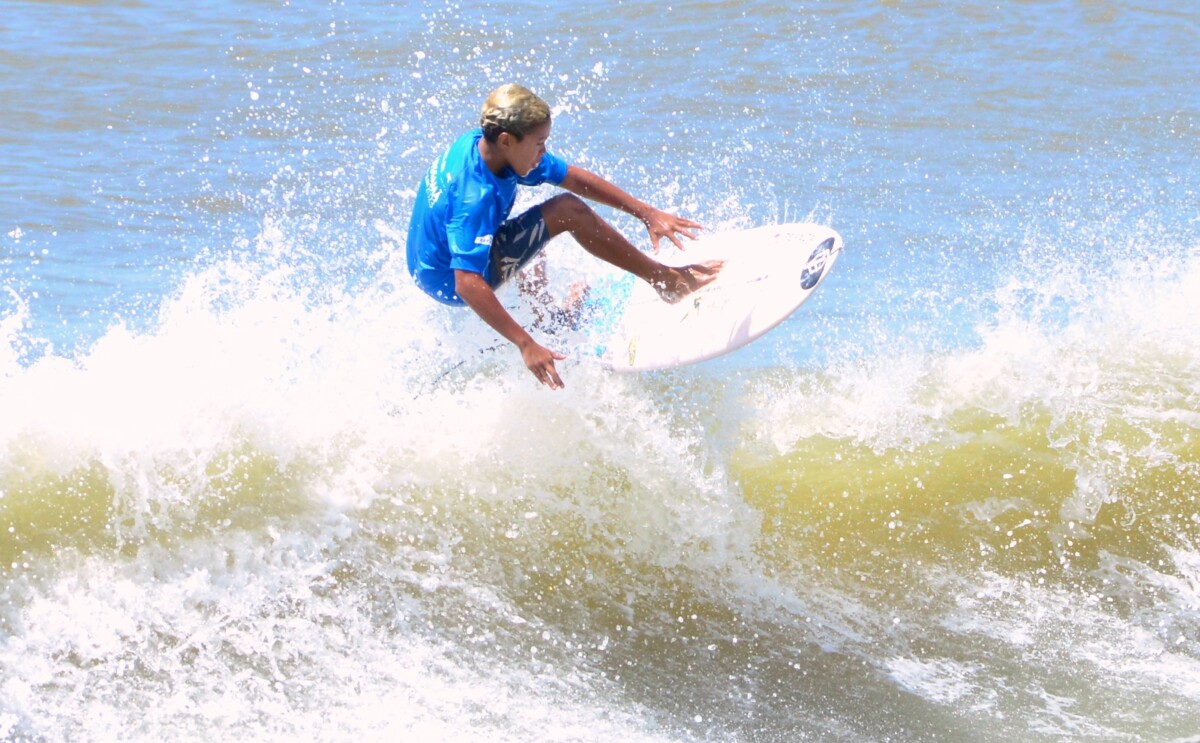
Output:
[{"xmin": 2, "ymin": 0, "xmax": 1199, "ymax": 740}]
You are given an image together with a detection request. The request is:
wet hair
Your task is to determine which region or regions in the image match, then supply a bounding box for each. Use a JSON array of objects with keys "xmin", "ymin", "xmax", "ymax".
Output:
[{"xmin": 480, "ymin": 84, "xmax": 551, "ymax": 143}]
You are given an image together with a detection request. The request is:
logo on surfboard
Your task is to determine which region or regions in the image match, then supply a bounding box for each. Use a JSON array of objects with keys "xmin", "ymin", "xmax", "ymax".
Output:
[{"xmin": 801, "ymin": 237, "xmax": 836, "ymax": 290}]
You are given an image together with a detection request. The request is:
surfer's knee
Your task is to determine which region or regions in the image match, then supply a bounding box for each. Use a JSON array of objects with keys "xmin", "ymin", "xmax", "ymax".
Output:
[{"xmin": 540, "ymin": 193, "xmax": 595, "ymax": 235}]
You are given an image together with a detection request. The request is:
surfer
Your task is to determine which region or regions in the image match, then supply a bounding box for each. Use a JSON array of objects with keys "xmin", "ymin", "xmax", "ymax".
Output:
[{"xmin": 407, "ymin": 83, "xmax": 723, "ymax": 389}]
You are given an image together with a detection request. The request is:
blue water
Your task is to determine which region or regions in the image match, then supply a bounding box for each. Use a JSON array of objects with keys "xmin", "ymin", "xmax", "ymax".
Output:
[{"xmin": 3, "ymin": 1, "xmax": 1199, "ymax": 740}]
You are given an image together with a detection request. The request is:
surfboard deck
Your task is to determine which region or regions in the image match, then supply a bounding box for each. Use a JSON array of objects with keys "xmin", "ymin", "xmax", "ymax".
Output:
[{"xmin": 583, "ymin": 222, "xmax": 842, "ymax": 372}]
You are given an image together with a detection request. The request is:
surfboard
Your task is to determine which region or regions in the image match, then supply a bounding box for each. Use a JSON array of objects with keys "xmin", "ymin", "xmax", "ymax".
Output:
[{"xmin": 582, "ymin": 222, "xmax": 842, "ymax": 372}]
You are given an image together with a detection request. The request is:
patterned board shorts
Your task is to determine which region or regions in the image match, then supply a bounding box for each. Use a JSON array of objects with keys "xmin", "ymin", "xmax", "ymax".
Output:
[{"xmin": 487, "ymin": 205, "xmax": 554, "ymax": 288}]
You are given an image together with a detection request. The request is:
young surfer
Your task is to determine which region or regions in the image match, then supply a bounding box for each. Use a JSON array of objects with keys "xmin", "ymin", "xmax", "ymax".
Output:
[{"xmin": 406, "ymin": 83, "xmax": 723, "ymax": 389}]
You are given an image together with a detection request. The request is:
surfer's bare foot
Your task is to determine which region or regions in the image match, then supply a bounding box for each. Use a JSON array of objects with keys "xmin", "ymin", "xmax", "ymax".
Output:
[{"xmin": 651, "ymin": 260, "xmax": 725, "ymax": 304}]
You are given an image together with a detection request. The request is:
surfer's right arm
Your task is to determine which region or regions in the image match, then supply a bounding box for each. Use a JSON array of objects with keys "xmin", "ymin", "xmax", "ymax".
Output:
[{"xmin": 454, "ymin": 269, "xmax": 566, "ymax": 389}]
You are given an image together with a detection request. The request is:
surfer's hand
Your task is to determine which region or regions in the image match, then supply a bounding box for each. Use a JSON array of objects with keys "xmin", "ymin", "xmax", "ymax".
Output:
[
  {"xmin": 520, "ymin": 339, "xmax": 566, "ymax": 389},
  {"xmin": 642, "ymin": 208, "xmax": 702, "ymax": 252}
]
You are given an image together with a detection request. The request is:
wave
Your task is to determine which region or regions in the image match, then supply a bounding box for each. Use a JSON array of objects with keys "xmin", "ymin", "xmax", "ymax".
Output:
[{"xmin": 2, "ymin": 221, "xmax": 1198, "ymax": 739}]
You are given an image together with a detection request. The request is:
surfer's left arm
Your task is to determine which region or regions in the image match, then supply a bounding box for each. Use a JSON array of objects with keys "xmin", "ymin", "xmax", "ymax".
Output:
[{"xmin": 560, "ymin": 165, "xmax": 702, "ymax": 251}]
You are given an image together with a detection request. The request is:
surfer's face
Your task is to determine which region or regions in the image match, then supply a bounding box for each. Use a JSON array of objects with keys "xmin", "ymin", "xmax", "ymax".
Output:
[{"xmin": 502, "ymin": 120, "xmax": 550, "ymax": 177}]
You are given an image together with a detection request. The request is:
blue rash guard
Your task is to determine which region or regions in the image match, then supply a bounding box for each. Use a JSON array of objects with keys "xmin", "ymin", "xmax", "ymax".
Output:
[{"xmin": 406, "ymin": 128, "xmax": 569, "ymax": 305}]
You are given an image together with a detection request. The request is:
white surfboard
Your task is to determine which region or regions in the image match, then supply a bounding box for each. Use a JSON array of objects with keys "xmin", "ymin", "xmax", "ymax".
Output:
[{"xmin": 583, "ymin": 222, "xmax": 842, "ymax": 372}]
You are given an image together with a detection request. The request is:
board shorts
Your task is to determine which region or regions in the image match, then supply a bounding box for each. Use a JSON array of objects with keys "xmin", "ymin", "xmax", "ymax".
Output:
[{"xmin": 487, "ymin": 205, "xmax": 554, "ymax": 288}]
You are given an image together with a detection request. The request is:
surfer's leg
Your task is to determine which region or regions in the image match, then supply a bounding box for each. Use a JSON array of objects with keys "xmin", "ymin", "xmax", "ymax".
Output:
[
  {"xmin": 540, "ymin": 193, "xmax": 655, "ymax": 276},
  {"xmin": 516, "ymin": 254, "xmax": 550, "ymax": 300},
  {"xmin": 514, "ymin": 256, "xmax": 554, "ymax": 327},
  {"xmin": 539, "ymin": 193, "xmax": 722, "ymax": 304}
]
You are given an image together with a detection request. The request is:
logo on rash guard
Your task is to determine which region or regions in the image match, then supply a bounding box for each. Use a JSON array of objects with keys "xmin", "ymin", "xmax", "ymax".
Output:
[{"xmin": 423, "ymin": 152, "xmax": 448, "ymax": 208}]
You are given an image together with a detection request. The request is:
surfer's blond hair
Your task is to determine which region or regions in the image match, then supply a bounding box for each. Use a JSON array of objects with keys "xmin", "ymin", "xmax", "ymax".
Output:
[{"xmin": 480, "ymin": 84, "xmax": 551, "ymax": 142}]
